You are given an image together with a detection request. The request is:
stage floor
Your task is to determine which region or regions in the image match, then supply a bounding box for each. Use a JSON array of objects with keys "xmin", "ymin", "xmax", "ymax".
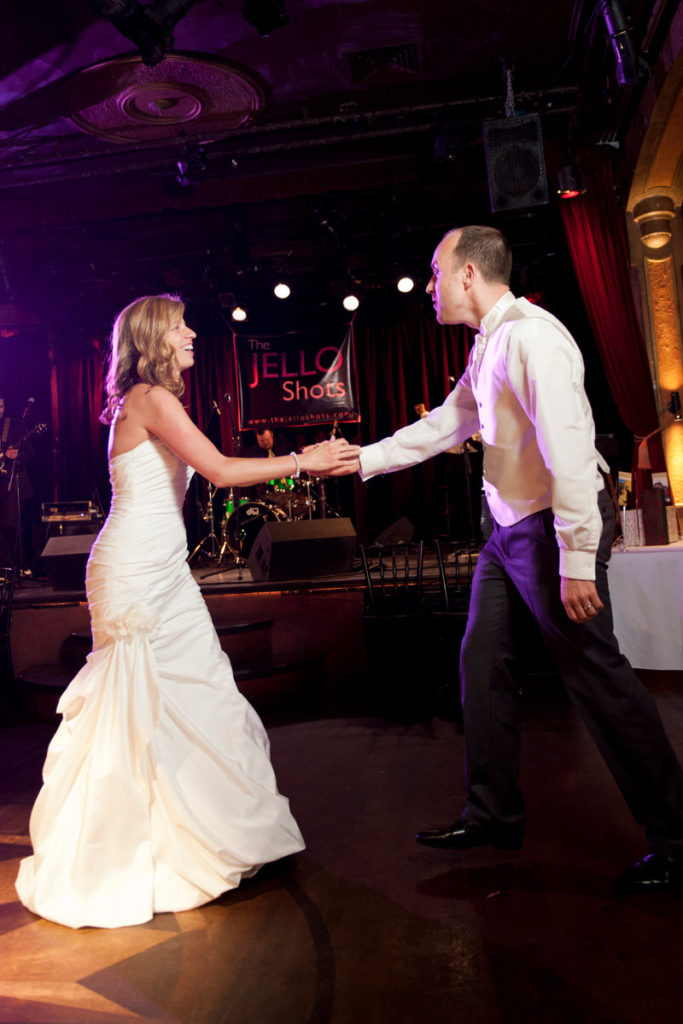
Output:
[{"xmin": 12, "ymin": 547, "xmax": 453, "ymax": 607}]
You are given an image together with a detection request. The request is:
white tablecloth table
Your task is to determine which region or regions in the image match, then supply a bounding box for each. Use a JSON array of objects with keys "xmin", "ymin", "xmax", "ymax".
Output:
[{"xmin": 608, "ymin": 540, "xmax": 683, "ymax": 671}]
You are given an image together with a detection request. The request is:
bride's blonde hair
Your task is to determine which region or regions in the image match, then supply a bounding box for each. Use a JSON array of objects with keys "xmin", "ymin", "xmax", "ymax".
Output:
[{"xmin": 100, "ymin": 294, "xmax": 186, "ymax": 424}]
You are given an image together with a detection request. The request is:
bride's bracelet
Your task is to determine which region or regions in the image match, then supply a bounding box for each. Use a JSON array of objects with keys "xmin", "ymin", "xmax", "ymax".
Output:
[{"xmin": 289, "ymin": 451, "xmax": 301, "ymax": 478}]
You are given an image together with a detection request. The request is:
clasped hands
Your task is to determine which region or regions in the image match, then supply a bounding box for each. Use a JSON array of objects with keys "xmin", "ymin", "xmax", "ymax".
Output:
[{"xmin": 300, "ymin": 437, "xmax": 361, "ymax": 477}]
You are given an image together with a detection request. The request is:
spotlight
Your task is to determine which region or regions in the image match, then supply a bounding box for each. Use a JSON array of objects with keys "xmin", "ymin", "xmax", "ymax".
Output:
[
  {"xmin": 231, "ymin": 306, "xmax": 247, "ymax": 322},
  {"xmin": 342, "ymin": 294, "xmax": 360, "ymax": 312},
  {"xmin": 396, "ymin": 275, "xmax": 415, "ymax": 293},
  {"xmin": 556, "ymin": 164, "xmax": 587, "ymax": 200},
  {"xmin": 599, "ymin": 0, "xmax": 647, "ymax": 86},
  {"xmin": 175, "ymin": 135, "xmax": 207, "ymax": 187},
  {"xmin": 87, "ymin": 0, "xmax": 208, "ymax": 67},
  {"xmin": 241, "ymin": 0, "xmax": 288, "ymax": 37},
  {"xmin": 273, "ymin": 282, "xmax": 291, "ymax": 300}
]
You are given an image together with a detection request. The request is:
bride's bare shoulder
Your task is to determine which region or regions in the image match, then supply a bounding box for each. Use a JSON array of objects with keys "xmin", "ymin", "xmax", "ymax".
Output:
[{"xmin": 109, "ymin": 386, "xmax": 156, "ymax": 458}]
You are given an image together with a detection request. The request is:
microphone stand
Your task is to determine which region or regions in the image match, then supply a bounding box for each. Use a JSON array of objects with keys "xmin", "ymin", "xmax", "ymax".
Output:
[
  {"xmin": 7, "ymin": 418, "xmax": 29, "ymax": 575},
  {"xmin": 460, "ymin": 438, "xmax": 482, "ymax": 547},
  {"xmin": 201, "ymin": 393, "xmax": 246, "ymax": 581},
  {"xmin": 188, "ymin": 399, "xmax": 222, "ymax": 564}
]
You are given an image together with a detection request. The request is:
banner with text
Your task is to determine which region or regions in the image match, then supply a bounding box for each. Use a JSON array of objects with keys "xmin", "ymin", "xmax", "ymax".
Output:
[{"xmin": 233, "ymin": 325, "xmax": 360, "ymax": 429}]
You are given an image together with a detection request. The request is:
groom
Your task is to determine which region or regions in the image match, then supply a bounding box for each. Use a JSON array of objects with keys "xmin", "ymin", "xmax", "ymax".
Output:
[{"xmin": 356, "ymin": 225, "xmax": 683, "ymax": 891}]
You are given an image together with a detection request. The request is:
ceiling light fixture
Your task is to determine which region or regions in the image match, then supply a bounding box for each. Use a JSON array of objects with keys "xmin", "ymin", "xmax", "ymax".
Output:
[
  {"xmin": 231, "ymin": 306, "xmax": 247, "ymax": 322},
  {"xmin": 556, "ymin": 164, "xmax": 587, "ymax": 200},
  {"xmin": 175, "ymin": 134, "xmax": 207, "ymax": 187},
  {"xmin": 599, "ymin": 0, "xmax": 648, "ymax": 86},
  {"xmin": 342, "ymin": 294, "xmax": 360, "ymax": 312},
  {"xmin": 86, "ymin": 0, "xmax": 208, "ymax": 67},
  {"xmin": 273, "ymin": 282, "xmax": 291, "ymax": 299}
]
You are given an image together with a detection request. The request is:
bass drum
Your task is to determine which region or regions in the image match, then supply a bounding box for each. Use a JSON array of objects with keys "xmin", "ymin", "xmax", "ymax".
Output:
[{"xmin": 226, "ymin": 501, "xmax": 286, "ymax": 558}]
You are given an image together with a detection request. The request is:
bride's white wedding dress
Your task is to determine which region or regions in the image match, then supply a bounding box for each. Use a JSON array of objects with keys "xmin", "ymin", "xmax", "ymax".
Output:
[{"xmin": 16, "ymin": 437, "xmax": 304, "ymax": 929}]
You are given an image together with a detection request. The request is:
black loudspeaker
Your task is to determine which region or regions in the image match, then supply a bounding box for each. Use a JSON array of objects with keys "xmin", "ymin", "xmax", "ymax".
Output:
[
  {"xmin": 482, "ymin": 114, "xmax": 549, "ymax": 212},
  {"xmin": 248, "ymin": 518, "xmax": 357, "ymax": 582},
  {"xmin": 40, "ymin": 533, "xmax": 98, "ymax": 590},
  {"xmin": 374, "ymin": 517, "xmax": 414, "ymax": 545}
]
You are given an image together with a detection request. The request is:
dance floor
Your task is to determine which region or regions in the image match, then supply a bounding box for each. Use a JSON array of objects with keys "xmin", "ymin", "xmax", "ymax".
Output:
[{"xmin": 2, "ymin": 648, "xmax": 683, "ymax": 1023}]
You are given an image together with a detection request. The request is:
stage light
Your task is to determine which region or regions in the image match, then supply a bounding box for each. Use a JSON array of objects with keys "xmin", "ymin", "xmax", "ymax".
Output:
[
  {"xmin": 556, "ymin": 165, "xmax": 587, "ymax": 200},
  {"xmin": 397, "ymin": 276, "xmax": 415, "ymax": 293},
  {"xmin": 273, "ymin": 282, "xmax": 291, "ymax": 299},
  {"xmin": 87, "ymin": 0, "xmax": 208, "ymax": 67},
  {"xmin": 342, "ymin": 294, "xmax": 360, "ymax": 312},
  {"xmin": 175, "ymin": 135, "xmax": 207, "ymax": 187},
  {"xmin": 231, "ymin": 306, "xmax": 247, "ymax": 322},
  {"xmin": 599, "ymin": 0, "xmax": 647, "ymax": 86}
]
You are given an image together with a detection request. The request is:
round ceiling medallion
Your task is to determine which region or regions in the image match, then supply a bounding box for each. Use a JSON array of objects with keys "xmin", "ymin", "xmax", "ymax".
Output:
[
  {"xmin": 69, "ymin": 52, "xmax": 265, "ymax": 143},
  {"xmin": 119, "ymin": 83, "xmax": 204, "ymax": 124}
]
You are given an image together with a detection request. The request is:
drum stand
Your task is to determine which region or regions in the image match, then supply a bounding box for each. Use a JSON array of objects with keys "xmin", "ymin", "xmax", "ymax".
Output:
[
  {"xmin": 299, "ymin": 477, "xmax": 315, "ymax": 519},
  {"xmin": 220, "ymin": 487, "xmax": 248, "ymax": 566},
  {"xmin": 309, "ymin": 477, "xmax": 341, "ymax": 518},
  {"xmin": 200, "ymin": 393, "xmax": 247, "ymax": 581},
  {"xmin": 188, "ymin": 482, "xmax": 222, "ymax": 563}
]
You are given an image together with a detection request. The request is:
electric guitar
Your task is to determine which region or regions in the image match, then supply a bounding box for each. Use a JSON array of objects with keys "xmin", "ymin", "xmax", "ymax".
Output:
[{"xmin": 0, "ymin": 422, "xmax": 46, "ymax": 475}]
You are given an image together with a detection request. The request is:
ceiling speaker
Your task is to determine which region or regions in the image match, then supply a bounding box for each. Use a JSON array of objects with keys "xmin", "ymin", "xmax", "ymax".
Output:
[{"xmin": 482, "ymin": 114, "xmax": 549, "ymax": 213}]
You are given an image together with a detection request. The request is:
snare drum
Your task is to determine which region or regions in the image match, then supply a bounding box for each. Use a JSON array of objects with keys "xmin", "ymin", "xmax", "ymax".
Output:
[{"xmin": 226, "ymin": 500, "xmax": 285, "ymax": 558}]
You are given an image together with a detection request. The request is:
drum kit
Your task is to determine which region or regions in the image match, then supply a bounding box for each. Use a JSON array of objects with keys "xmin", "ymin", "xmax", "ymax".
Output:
[{"xmin": 189, "ymin": 474, "xmax": 326, "ymax": 567}]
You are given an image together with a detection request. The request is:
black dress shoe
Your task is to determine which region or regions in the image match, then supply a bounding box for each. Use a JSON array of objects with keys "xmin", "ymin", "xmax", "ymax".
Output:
[
  {"xmin": 612, "ymin": 851, "xmax": 683, "ymax": 892},
  {"xmin": 415, "ymin": 816, "xmax": 524, "ymax": 851}
]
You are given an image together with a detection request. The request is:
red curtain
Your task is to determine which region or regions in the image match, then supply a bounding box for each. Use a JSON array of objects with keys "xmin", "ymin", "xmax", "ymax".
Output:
[
  {"xmin": 184, "ymin": 324, "xmax": 238, "ymax": 456},
  {"xmin": 52, "ymin": 303, "xmax": 473, "ymax": 541},
  {"xmin": 50, "ymin": 335, "xmax": 108, "ymax": 508},
  {"xmin": 559, "ymin": 176, "xmax": 665, "ymax": 487},
  {"xmin": 352, "ymin": 303, "xmax": 474, "ymax": 540}
]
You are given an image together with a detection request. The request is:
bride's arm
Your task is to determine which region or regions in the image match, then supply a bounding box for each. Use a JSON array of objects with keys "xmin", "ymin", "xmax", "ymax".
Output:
[{"xmin": 141, "ymin": 386, "xmax": 360, "ymax": 486}]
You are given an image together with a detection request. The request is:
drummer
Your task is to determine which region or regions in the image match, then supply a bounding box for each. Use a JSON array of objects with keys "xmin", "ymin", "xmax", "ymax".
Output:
[{"xmin": 244, "ymin": 425, "xmax": 291, "ymax": 501}]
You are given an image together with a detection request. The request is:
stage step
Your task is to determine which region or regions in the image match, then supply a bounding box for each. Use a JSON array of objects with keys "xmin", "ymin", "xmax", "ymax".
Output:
[
  {"xmin": 58, "ymin": 618, "xmax": 276, "ymax": 670},
  {"xmin": 16, "ymin": 617, "xmax": 321, "ymax": 720},
  {"xmin": 215, "ymin": 618, "xmax": 275, "ymax": 667},
  {"xmin": 234, "ymin": 652, "xmax": 324, "ymax": 708},
  {"xmin": 14, "ymin": 662, "xmax": 74, "ymax": 722}
]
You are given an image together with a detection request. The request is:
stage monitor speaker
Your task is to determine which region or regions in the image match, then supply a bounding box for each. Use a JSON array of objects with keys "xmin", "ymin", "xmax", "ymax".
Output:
[
  {"xmin": 374, "ymin": 517, "xmax": 414, "ymax": 545},
  {"xmin": 248, "ymin": 518, "xmax": 357, "ymax": 582},
  {"xmin": 40, "ymin": 533, "xmax": 98, "ymax": 590},
  {"xmin": 482, "ymin": 113, "xmax": 549, "ymax": 212}
]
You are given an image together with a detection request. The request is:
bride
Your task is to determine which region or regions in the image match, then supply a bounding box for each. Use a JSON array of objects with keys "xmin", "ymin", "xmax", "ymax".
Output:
[{"xmin": 16, "ymin": 294, "xmax": 360, "ymax": 929}]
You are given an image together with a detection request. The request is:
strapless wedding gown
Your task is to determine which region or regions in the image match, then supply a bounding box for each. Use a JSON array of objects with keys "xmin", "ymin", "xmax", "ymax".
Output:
[{"xmin": 16, "ymin": 438, "xmax": 304, "ymax": 929}]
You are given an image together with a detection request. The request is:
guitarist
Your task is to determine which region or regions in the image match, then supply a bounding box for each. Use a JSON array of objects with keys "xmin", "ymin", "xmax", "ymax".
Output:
[{"xmin": 0, "ymin": 396, "xmax": 35, "ymax": 569}]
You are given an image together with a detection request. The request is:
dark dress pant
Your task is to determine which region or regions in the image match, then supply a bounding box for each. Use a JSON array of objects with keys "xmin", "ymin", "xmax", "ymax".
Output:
[{"xmin": 459, "ymin": 489, "xmax": 683, "ymax": 853}]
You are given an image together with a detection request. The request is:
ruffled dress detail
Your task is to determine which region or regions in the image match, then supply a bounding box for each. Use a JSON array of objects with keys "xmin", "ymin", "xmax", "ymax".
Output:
[{"xmin": 16, "ymin": 438, "xmax": 304, "ymax": 928}]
